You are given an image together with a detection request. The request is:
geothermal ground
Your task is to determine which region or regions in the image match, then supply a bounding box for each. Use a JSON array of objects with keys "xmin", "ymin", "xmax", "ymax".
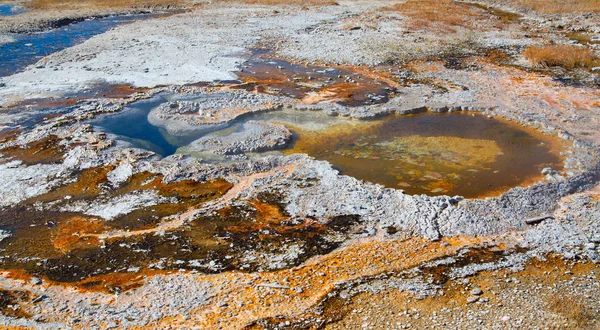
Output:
[{"xmin": 0, "ymin": 0, "xmax": 599, "ymax": 329}]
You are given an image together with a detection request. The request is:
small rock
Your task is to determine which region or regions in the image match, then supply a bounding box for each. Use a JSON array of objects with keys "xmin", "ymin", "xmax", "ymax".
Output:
[
  {"xmin": 466, "ymin": 295, "xmax": 479, "ymax": 303},
  {"xmin": 470, "ymin": 287, "xmax": 483, "ymax": 296},
  {"xmin": 30, "ymin": 277, "xmax": 42, "ymax": 285},
  {"xmin": 541, "ymin": 167, "xmax": 553, "ymax": 175}
]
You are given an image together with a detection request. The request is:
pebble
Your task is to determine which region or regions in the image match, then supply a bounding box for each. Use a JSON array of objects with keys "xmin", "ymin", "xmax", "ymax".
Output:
[{"xmin": 470, "ymin": 287, "xmax": 483, "ymax": 296}]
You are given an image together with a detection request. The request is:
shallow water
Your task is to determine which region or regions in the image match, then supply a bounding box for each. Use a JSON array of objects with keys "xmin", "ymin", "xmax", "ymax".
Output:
[
  {"xmin": 94, "ymin": 99, "xmax": 562, "ymax": 198},
  {"xmin": 286, "ymin": 113, "xmax": 563, "ymax": 198},
  {"xmin": 92, "ymin": 95, "xmax": 180, "ymax": 155},
  {"xmin": 0, "ymin": 14, "xmax": 150, "ymax": 77},
  {"xmin": 94, "ymin": 99, "xmax": 370, "ymax": 157},
  {"xmin": 92, "ymin": 94, "xmax": 228, "ymax": 156},
  {"xmin": 0, "ymin": 3, "xmax": 25, "ymax": 16},
  {"xmin": 1, "ymin": 101, "xmax": 563, "ymax": 286}
]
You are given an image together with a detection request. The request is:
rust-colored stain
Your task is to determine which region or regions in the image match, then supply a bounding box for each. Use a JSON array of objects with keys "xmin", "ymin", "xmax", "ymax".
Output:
[
  {"xmin": 234, "ymin": 57, "xmax": 395, "ymax": 106},
  {"xmin": 187, "ymin": 236, "xmax": 481, "ymax": 329},
  {"xmin": 0, "ymin": 135, "xmax": 72, "ymax": 165},
  {"xmin": 0, "ymin": 158, "xmax": 351, "ymax": 287},
  {"xmin": 29, "ymin": 168, "xmax": 233, "ymax": 231},
  {"xmin": 408, "ymin": 61, "xmax": 446, "ymax": 73},
  {"xmin": 222, "ymin": 200, "xmax": 329, "ymax": 240},
  {"xmin": 6, "ymin": 97, "xmax": 80, "ymax": 110},
  {"xmin": 73, "ymin": 268, "xmax": 171, "ymax": 294},
  {"xmin": 33, "ymin": 166, "xmax": 115, "ymax": 203},
  {"xmin": 0, "ymin": 289, "xmax": 32, "ymax": 319},
  {"xmin": 0, "ymin": 129, "xmax": 22, "ymax": 144},
  {"xmin": 0, "ymin": 164, "xmax": 235, "ymax": 283},
  {"xmin": 52, "ymin": 216, "xmax": 107, "ymax": 253},
  {"xmin": 2, "ymin": 84, "xmax": 149, "ymax": 110},
  {"xmin": 97, "ymin": 84, "xmax": 150, "ymax": 98},
  {"xmin": 248, "ymin": 199, "xmax": 288, "ymax": 224}
]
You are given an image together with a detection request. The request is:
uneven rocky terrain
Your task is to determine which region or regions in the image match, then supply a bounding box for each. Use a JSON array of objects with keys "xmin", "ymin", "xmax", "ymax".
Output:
[{"xmin": 0, "ymin": 0, "xmax": 599, "ymax": 329}]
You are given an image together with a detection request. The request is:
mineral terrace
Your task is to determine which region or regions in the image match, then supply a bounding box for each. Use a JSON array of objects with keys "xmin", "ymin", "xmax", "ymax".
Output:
[{"xmin": 0, "ymin": 0, "xmax": 599, "ymax": 329}]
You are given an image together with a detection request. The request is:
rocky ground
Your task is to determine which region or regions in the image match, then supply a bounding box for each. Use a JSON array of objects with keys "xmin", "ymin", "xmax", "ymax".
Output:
[{"xmin": 0, "ymin": 0, "xmax": 599, "ymax": 329}]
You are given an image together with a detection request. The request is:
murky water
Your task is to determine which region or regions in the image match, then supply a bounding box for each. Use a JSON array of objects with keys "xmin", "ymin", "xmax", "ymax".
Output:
[
  {"xmin": 93, "ymin": 99, "xmax": 562, "ymax": 198},
  {"xmin": 286, "ymin": 113, "xmax": 563, "ymax": 198},
  {"xmin": 0, "ymin": 14, "xmax": 150, "ymax": 77}
]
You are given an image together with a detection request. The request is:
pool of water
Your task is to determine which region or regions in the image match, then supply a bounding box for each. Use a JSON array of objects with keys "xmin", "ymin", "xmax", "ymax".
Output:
[
  {"xmin": 92, "ymin": 95, "xmax": 188, "ymax": 156},
  {"xmin": 0, "ymin": 14, "xmax": 150, "ymax": 77},
  {"xmin": 93, "ymin": 97, "xmax": 370, "ymax": 157},
  {"xmin": 286, "ymin": 113, "xmax": 563, "ymax": 198},
  {"xmin": 93, "ymin": 98, "xmax": 563, "ymax": 198},
  {"xmin": 0, "ymin": 3, "xmax": 25, "ymax": 16}
]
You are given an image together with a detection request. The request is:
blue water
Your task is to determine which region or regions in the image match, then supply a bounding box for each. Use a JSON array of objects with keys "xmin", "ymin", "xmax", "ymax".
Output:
[
  {"xmin": 0, "ymin": 14, "xmax": 149, "ymax": 77},
  {"xmin": 92, "ymin": 96, "xmax": 181, "ymax": 156},
  {"xmin": 0, "ymin": 3, "xmax": 25, "ymax": 16},
  {"xmin": 92, "ymin": 93, "xmax": 260, "ymax": 157}
]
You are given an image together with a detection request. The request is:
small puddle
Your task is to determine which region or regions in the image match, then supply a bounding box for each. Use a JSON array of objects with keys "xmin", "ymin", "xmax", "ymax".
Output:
[
  {"xmin": 92, "ymin": 94, "xmax": 210, "ymax": 156},
  {"xmin": 92, "ymin": 95, "xmax": 180, "ymax": 155},
  {"xmin": 0, "ymin": 3, "xmax": 25, "ymax": 16},
  {"xmin": 235, "ymin": 55, "xmax": 396, "ymax": 106},
  {"xmin": 0, "ymin": 14, "xmax": 152, "ymax": 77},
  {"xmin": 286, "ymin": 113, "xmax": 563, "ymax": 198}
]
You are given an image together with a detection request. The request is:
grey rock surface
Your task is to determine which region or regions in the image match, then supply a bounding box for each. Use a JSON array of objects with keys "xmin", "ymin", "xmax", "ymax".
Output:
[{"xmin": 183, "ymin": 120, "xmax": 292, "ymax": 155}]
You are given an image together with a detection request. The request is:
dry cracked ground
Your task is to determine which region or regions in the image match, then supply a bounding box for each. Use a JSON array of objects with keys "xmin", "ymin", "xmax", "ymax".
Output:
[{"xmin": 0, "ymin": 0, "xmax": 600, "ymax": 329}]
